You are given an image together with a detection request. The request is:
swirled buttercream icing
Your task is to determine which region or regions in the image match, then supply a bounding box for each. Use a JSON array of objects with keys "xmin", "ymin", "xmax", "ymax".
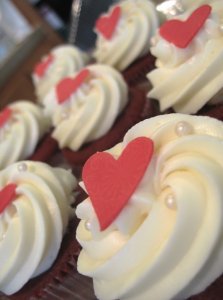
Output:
[
  {"xmin": 44, "ymin": 64, "xmax": 128, "ymax": 151},
  {"xmin": 0, "ymin": 101, "xmax": 50, "ymax": 169},
  {"xmin": 147, "ymin": 7, "xmax": 223, "ymax": 113},
  {"xmin": 0, "ymin": 160, "xmax": 77, "ymax": 295},
  {"xmin": 76, "ymin": 113, "xmax": 223, "ymax": 300},
  {"xmin": 93, "ymin": 0, "xmax": 160, "ymax": 71},
  {"xmin": 33, "ymin": 45, "xmax": 89, "ymax": 102},
  {"xmin": 181, "ymin": 0, "xmax": 223, "ymax": 23}
]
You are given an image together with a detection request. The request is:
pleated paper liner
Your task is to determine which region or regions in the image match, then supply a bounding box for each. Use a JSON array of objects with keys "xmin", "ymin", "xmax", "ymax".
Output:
[
  {"xmin": 122, "ymin": 53, "xmax": 156, "ymax": 87},
  {"xmin": 0, "ymin": 189, "xmax": 86, "ymax": 300}
]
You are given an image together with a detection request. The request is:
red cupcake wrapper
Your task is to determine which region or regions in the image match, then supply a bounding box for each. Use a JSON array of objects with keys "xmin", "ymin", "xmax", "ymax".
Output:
[
  {"xmin": 123, "ymin": 53, "xmax": 156, "ymax": 86},
  {"xmin": 197, "ymin": 103, "xmax": 223, "ymax": 121},
  {"xmin": 0, "ymin": 190, "xmax": 87, "ymax": 300},
  {"xmin": 29, "ymin": 133, "xmax": 58, "ymax": 163}
]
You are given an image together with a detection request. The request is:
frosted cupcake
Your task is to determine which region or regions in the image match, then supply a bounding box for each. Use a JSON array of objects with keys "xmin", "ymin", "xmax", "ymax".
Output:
[
  {"xmin": 147, "ymin": 5, "xmax": 223, "ymax": 114},
  {"xmin": 76, "ymin": 113, "xmax": 223, "ymax": 300},
  {"xmin": 93, "ymin": 0, "xmax": 161, "ymax": 85},
  {"xmin": 0, "ymin": 160, "xmax": 77, "ymax": 297},
  {"xmin": 43, "ymin": 64, "xmax": 157, "ymax": 167},
  {"xmin": 0, "ymin": 101, "xmax": 50, "ymax": 169},
  {"xmin": 32, "ymin": 45, "xmax": 90, "ymax": 102}
]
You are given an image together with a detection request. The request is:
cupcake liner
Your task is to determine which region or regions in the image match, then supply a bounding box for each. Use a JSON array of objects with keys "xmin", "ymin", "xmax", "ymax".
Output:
[
  {"xmin": 188, "ymin": 274, "xmax": 223, "ymax": 300},
  {"xmin": 0, "ymin": 189, "xmax": 87, "ymax": 300},
  {"xmin": 8, "ymin": 219, "xmax": 79, "ymax": 300},
  {"xmin": 147, "ymin": 95, "xmax": 223, "ymax": 122},
  {"xmin": 122, "ymin": 53, "xmax": 156, "ymax": 87},
  {"xmin": 29, "ymin": 132, "xmax": 58, "ymax": 163},
  {"xmin": 40, "ymin": 272, "xmax": 95, "ymax": 300},
  {"xmin": 62, "ymin": 88, "xmax": 159, "ymax": 168}
]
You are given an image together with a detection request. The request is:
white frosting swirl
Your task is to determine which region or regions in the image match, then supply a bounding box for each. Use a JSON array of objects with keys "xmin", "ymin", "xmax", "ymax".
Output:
[
  {"xmin": 147, "ymin": 9, "xmax": 223, "ymax": 113},
  {"xmin": 181, "ymin": 0, "xmax": 223, "ymax": 23},
  {"xmin": 76, "ymin": 114, "xmax": 223, "ymax": 300},
  {"xmin": 44, "ymin": 64, "xmax": 128, "ymax": 151},
  {"xmin": 93, "ymin": 0, "xmax": 160, "ymax": 71},
  {"xmin": 0, "ymin": 101, "xmax": 50, "ymax": 169},
  {"xmin": 0, "ymin": 160, "xmax": 77, "ymax": 295},
  {"xmin": 33, "ymin": 45, "xmax": 89, "ymax": 102}
]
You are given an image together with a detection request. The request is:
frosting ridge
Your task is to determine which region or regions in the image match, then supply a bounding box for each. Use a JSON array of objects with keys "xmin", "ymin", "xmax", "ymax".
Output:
[
  {"xmin": 44, "ymin": 64, "xmax": 128, "ymax": 151},
  {"xmin": 76, "ymin": 114, "xmax": 223, "ymax": 299},
  {"xmin": 147, "ymin": 8, "xmax": 223, "ymax": 113},
  {"xmin": 0, "ymin": 161, "xmax": 77, "ymax": 295},
  {"xmin": 0, "ymin": 101, "xmax": 50, "ymax": 169},
  {"xmin": 94, "ymin": 0, "xmax": 159, "ymax": 71},
  {"xmin": 33, "ymin": 45, "xmax": 89, "ymax": 102}
]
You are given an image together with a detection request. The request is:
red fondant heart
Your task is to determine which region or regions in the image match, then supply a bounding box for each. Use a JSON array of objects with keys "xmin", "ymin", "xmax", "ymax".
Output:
[
  {"xmin": 0, "ymin": 107, "xmax": 12, "ymax": 129},
  {"xmin": 159, "ymin": 5, "xmax": 211, "ymax": 48},
  {"xmin": 82, "ymin": 137, "xmax": 154, "ymax": 230},
  {"xmin": 56, "ymin": 69, "xmax": 90, "ymax": 104},
  {"xmin": 95, "ymin": 6, "xmax": 121, "ymax": 40},
  {"xmin": 34, "ymin": 54, "xmax": 54, "ymax": 78},
  {"xmin": 0, "ymin": 184, "xmax": 17, "ymax": 214}
]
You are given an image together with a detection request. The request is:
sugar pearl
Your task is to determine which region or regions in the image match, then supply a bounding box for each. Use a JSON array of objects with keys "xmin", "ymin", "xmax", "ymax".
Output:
[
  {"xmin": 175, "ymin": 121, "xmax": 193, "ymax": 137},
  {"xmin": 165, "ymin": 194, "xmax": 177, "ymax": 210},
  {"xmin": 61, "ymin": 111, "xmax": 69, "ymax": 120},
  {"xmin": 85, "ymin": 220, "xmax": 91, "ymax": 231},
  {"xmin": 17, "ymin": 162, "xmax": 28, "ymax": 172}
]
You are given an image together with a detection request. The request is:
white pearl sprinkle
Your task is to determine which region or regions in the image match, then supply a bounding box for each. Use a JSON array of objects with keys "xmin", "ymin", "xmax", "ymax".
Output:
[
  {"xmin": 175, "ymin": 121, "xmax": 193, "ymax": 137},
  {"xmin": 220, "ymin": 25, "xmax": 223, "ymax": 32},
  {"xmin": 61, "ymin": 111, "xmax": 69, "ymax": 120},
  {"xmin": 17, "ymin": 162, "xmax": 28, "ymax": 172},
  {"xmin": 85, "ymin": 220, "xmax": 91, "ymax": 231},
  {"xmin": 165, "ymin": 194, "xmax": 177, "ymax": 210}
]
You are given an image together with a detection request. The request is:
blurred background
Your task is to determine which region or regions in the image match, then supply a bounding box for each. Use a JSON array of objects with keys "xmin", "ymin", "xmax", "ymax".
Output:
[
  {"xmin": 0, "ymin": 0, "xmax": 117, "ymax": 67},
  {"xmin": 27, "ymin": 0, "xmax": 117, "ymax": 49},
  {"xmin": 0, "ymin": 0, "xmax": 121, "ymax": 104}
]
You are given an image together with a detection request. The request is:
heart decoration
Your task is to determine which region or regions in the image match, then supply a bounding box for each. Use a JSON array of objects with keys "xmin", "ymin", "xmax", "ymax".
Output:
[
  {"xmin": 0, "ymin": 107, "xmax": 12, "ymax": 129},
  {"xmin": 34, "ymin": 54, "xmax": 54, "ymax": 78},
  {"xmin": 159, "ymin": 5, "xmax": 211, "ymax": 48},
  {"xmin": 0, "ymin": 183, "xmax": 17, "ymax": 214},
  {"xmin": 95, "ymin": 6, "xmax": 121, "ymax": 40},
  {"xmin": 82, "ymin": 137, "xmax": 154, "ymax": 230},
  {"xmin": 56, "ymin": 69, "xmax": 90, "ymax": 104}
]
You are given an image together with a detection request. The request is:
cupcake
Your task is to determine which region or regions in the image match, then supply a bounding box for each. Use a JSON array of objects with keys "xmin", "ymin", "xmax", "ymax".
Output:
[
  {"xmin": 93, "ymin": 0, "xmax": 161, "ymax": 85},
  {"xmin": 42, "ymin": 64, "xmax": 157, "ymax": 168},
  {"xmin": 0, "ymin": 101, "xmax": 50, "ymax": 168},
  {"xmin": 147, "ymin": 5, "xmax": 223, "ymax": 114},
  {"xmin": 0, "ymin": 160, "xmax": 77, "ymax": 297},
  {"xmin": 76, "ymin": 113, "xmax": 223, "ymax": 300},
  {"xmin": 32, "ymin": 45, "xmax": 90, "ymax": 103}
]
